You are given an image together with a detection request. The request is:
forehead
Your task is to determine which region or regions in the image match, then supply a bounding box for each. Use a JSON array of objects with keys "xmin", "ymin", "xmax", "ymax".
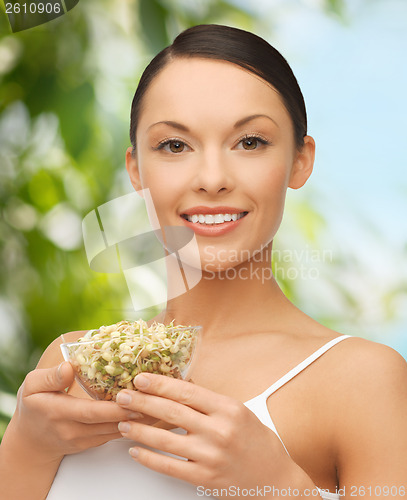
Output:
[{"xmin": 137, "ymin": 57, "xmax": 292, "ymax": 131}]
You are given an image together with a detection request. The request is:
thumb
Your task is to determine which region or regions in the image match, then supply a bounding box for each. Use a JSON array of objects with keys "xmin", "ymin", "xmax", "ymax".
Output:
[
  {"xmin": 56, "ymin": 361, "xmax": 75, "ymax": 391},
  {"xmin": 24, "ymin": 362, "xmax": 75, "ymax": 396}
]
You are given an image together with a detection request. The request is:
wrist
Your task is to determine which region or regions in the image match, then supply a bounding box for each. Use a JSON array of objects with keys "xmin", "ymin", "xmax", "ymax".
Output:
[
  {"xmin": 2, "ymin": 416, "xmax": 63, "ymax": 466},
  {"xmin": 1, "ymin": 419, "xmax": 63, "ymax": 500}
]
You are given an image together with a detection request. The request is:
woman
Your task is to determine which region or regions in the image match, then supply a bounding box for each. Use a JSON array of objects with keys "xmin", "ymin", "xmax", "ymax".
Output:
[{"xmin": 1, "ymin": 25, "xmax": 406, "ymax": 500}]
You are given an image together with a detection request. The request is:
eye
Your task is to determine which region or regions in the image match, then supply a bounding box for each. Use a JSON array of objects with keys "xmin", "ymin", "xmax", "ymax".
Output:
[
  {"xmin": 168, "ymin": 140, "xmax": 185, "ymax": 153},
  {"xmin": 236, "ymin": 135, "xmax": 270, "ymax": 151},
  {"xmin": 242, "ymin": 138, "xmax": 258, "ymax": 150},
  {"xmin": 155, "ymin": 139, "xmax": 190, "ymax": 153}
]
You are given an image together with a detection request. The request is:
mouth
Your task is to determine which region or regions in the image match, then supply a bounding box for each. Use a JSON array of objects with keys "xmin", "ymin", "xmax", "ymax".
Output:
[{"xmin": 180, "ymin": 211, "xmax": 249, "ymax": 225}]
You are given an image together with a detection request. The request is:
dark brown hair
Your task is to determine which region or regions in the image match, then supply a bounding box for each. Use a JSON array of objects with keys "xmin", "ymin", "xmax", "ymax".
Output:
[{"xmin": 130, "ymin": 24, "xmax": 307, "ymax": 152}]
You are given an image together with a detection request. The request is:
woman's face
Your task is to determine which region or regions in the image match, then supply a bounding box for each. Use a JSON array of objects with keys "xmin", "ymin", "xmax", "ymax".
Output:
[{"xmin": 126, "ymin": 57, "xmax": 314, "ymax": 272}]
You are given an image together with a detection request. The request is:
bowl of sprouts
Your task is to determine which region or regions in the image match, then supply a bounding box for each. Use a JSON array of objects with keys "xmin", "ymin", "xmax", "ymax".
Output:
[{"xmin": 60, "ymin": 319, "xmax": 201, "ymax": 401}]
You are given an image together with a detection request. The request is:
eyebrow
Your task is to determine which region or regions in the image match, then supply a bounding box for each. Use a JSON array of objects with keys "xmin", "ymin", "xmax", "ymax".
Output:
[
  {"xmin": 147, "ymin": 114, "xmax": 279, "ymax": 132},
  {"xmin": 233, "ymin": 114, "xmax": 279, "ymax": 129},
  {"xmin": 148, "ymin": 120, "xmax": 189, "ymax": 132}
]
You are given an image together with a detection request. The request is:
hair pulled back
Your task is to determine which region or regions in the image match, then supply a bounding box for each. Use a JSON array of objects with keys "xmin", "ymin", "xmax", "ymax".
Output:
[{"xmin": 130, "ymin": 24, "xmax": 307, "ymax": 151}]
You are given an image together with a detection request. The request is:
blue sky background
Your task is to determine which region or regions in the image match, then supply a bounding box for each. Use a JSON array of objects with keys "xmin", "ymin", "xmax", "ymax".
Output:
[
  {"xmin": 251, "ymin": 0, "xmax": 407, "ymax": 244},
  {"xmin": 232, "ymin": 0, "xmax": 407, "ymax": 355}
]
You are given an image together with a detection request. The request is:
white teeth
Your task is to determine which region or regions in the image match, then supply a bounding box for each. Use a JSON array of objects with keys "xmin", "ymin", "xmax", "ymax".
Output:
[{"xmin": 184, "ymin": 212, "xmax": 247, "ymax": 224}]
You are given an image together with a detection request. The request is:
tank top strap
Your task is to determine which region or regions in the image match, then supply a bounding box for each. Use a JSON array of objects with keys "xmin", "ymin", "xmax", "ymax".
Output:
[{"xmin": 258, "ymin": 335, "xmax": 353, "ymax": 401}]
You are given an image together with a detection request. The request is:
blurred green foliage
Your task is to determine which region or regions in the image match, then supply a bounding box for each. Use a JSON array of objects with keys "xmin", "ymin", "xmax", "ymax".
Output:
[
  {"xmin": 0, "ymin": 0, "xmax": 262, "ymax": 436},
  {"xmin": 4, "ymin": 0, "xmax": 65, "ymax": 33},
  {"xmin": 0, "ymin": 0, "xmax": 366, "ymax": 438}
]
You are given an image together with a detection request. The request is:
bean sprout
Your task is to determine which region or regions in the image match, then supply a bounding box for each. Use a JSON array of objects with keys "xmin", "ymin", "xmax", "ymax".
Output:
[{"xmin": 61, "ymin": 319, "xmax": 200, "ymax": 401}]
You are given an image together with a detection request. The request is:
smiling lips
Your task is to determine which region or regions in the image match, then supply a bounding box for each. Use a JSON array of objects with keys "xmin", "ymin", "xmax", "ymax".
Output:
[
  {"xmin": 180, "ymin": 206, "xmax": 249, "ymax": 236},
  {"xmin": 182, "ymin": 212, "xmax": 247, "ymax": 224}
]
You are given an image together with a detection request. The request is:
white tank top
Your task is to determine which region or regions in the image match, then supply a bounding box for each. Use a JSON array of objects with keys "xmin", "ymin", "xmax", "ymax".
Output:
[{"xmin": 47, "ymin": 335, "xmax": 352, "ymax": 500}]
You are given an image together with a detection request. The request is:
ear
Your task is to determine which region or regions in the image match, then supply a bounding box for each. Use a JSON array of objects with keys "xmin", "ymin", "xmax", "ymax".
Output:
[
  {"xmin": 288, "ymin": 136, "xmax": 315, "ymax": 190},
  {"xmin": 125, "ymin": 146, "xmax": 144, "ymax": 196}
]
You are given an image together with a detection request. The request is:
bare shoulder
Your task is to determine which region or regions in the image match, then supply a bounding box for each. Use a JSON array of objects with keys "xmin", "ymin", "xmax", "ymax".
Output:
[
  {"xmin": 290, "ymin": 332, "xmax": 407, "ymax": 421},
  {"xmin": 329, "ymin": 336, "xmax": 407, "ymax": 482},
  {"xmin": 328, "ymin": 335, "xmax": 407, "ymax": 409},
  {"xmin": 36, "ymin": 330, "xmax": 88, "ymax": 369},
  {"xmin": 333, "ymin": 335, "xmax": 407, "ymax": 394}
]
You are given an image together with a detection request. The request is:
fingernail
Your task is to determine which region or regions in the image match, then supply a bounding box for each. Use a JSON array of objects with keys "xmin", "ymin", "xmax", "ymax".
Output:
[
  {"xmin": 129, "ymin": 447, "xmax": 139, "ymax": 459},
  {"xmin": 134, "ymin": 374, "xmax": 149, "ymax": 389},
  {"xmin": 117, "ymin": 392, "xmax": 131, "ymax": 405},
  {"xmin": 118, "ymin": 421, "xmax": 131, "ymax": 433}
]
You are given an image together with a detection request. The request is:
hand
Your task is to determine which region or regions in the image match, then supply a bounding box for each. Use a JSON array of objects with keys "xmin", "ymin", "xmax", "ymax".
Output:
[
  {"xmin": 115, "ymin": 373, "xmax": 302, "ymax": 493},
  {"xmin": 10, "ymin": 362, "xmax": 138, "ymax": 462}
]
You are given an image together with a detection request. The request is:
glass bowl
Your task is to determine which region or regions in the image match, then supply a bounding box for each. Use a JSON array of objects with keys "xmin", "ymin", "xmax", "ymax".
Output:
[{"xmin": 60, "ymin": 321, "xmax": 201, "ymax": 401}]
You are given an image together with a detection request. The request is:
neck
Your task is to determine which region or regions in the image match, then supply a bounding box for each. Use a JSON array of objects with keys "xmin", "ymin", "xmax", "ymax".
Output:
[{"xmin": 159, "ymin": 242, "xmax": 295, "ymax": 341}]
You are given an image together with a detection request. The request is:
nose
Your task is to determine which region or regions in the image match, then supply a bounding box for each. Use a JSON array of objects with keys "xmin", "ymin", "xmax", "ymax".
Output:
[{"xmin": 192, "ymin": 148, "xmax": 235, "ymax": 195}]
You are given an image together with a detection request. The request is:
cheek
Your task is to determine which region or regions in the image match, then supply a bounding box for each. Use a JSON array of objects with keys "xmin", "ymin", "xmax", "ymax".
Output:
[
  {"xmin": 138, "ymin": 167, "xmax": 183, "ymax": 226},
  {"xmin": 252, "ymin": 161, "xmax": 289, "ymax": 209},
  {"xmin": 250, "ymin": 163, "xmax": 290, "ymax": 239},
  {"xmin": 138, "ymin": 145, "xmax": 193, "ymax": 191},
  {"xmin": 265, "ymin": 170, "xmax": 288, "ymax": 215}
]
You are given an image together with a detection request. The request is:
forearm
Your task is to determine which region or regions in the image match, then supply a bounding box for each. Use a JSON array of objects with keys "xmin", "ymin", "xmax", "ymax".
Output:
[{"xmin": 0, "ymin": 419, "xmax": 62, "ymax": 500}]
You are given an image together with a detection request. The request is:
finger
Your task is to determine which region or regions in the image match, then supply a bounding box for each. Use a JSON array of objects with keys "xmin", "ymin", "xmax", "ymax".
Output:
[
  {"xmin": 68, "ymin": 431, "xmax": 124, "ymax": 453},
  {"xmin": 132, "ymin": 373, "xmax": 227, "ymax": 414},
  {"xmin": 54, "ymin": 393, "xmax": 142, "ymax": 424},
  {"xmin": 27, "ymin": 391, "xmax": 141, "ymax": 424},
  {"xmin": 118, "ymin": 421, "xmax": 200, "ymax": 461},
  {"xmin": 152, "ymin": 420, "xmax": 178, "ymax": 430},
  {"xmin": 87, "ymin": 432, "xmax": 123, "ymax": 447},
  {"xmin": 127, "ymin": 445, "xmax": 200, "ymax": 484},
  {"xmin": 81, "ymin": 421, "xmax": 129, "ymax": 437},
  {"xmin": 115, "ymin": 389, "xmax": 207, "ymax": 432},
  {"xmin": 56, "ymin": 390, "xmax": 160, "ymax": 426},
  {"xmin": 23, "ymin": 362, "xmax": 75, "ymax": 396}
]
